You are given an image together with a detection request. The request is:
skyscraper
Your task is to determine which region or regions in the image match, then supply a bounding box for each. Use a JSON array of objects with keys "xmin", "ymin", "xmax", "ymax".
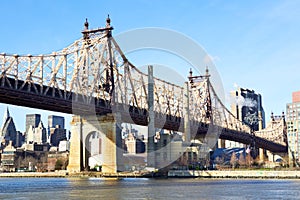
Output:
[
  {"xmin": 48, "ymin": 115, "xmax": 65, "ymax": 129},
  {"xmin": 26, "ymin": 121, "xmax": 47, "ymax": 144},
  {"xmin": 286, "ymin": 91, "xmax": 300, "ymax": 166},
  {"xmin": 48, "ymin": 115, "xmax": 66, "ymax": 147},
  {"xmin": 231, "ymin": 88, "xmax": 265, "ymax": 131},
  {"xmin": 228, "ymin": 87, "xmax": 265, "ymax": 148},
  {"xmin": 26, "ymin": 114, "xmax": 41, "ymax": 133},
  {"xmin": 0, "ymin": 107, "xmax": 22, "ymax": 147}
]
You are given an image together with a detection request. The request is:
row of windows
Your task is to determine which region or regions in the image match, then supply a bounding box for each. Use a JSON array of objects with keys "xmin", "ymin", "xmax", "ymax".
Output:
[
  {"xmin": 287, "ymin": 103, "xmax": 300, "ymax": 109},
  {"xmin": 288, "ymin": 142, "xmax": 300, "ymax": 145},
  {"xmin": 287, "ymin": 116, "xmax": 300, "ymax": 120},
  {"xmin": 288, "ymin": 133, "xmax": 298, "ymax": 137}
]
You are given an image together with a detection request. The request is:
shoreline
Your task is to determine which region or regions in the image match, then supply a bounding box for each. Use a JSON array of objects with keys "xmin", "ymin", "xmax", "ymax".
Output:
[
  {"xmin": 168, "ymin": 170, "xmax": 300, "ymax": 179},
  {"xmin": 1, "ymin": 170, "xmax": 300, "ymax": 179}
]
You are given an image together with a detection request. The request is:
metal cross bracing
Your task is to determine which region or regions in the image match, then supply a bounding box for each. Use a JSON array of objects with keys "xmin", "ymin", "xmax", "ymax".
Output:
[
  {"xmin": 255, "ymin": 113, "xmax": 287, "ymax": 147},
  {"xmin": 0, "ymin": 16, "xmax": 287, "ymax": 153},
  {"xmin": 186, "ymin": 69, "xmax": 286, "ymax": 152}
]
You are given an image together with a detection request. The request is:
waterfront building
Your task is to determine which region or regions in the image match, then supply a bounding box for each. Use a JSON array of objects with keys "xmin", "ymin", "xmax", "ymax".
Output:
[
  {"xmin": 58, "ymin": 140, "xmax": 70, "ymax": 152},
  {"xmin": 286, "ymin": 90, "xmax": 300, "ymax": 166},
  {"xmin": 1, "ymin": 141, "xmax": 16, "ymax": 172},
  {"xmin": 150, "ymin": 131, "xmax": 204, "ymax": 169},
  {"xmin": 124, "ymin": 133, "xmax": 146, "ymax": 154},
  {"xmin": 22, "ymin": 143, "xmax": 49, "ymax": 152}
]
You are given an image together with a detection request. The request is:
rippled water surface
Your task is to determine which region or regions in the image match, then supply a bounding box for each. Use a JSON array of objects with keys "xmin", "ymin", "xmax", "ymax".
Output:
[{"xmin": 0, "ymin": 177, "xmax": 300, "ymax": 199}]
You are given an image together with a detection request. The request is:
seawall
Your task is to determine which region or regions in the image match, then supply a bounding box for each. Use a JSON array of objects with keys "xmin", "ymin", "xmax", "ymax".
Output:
[
  {"xmin": 168, "ymin": 170, "xmax": 300, "ymax": 178},
  {"xmin": 0, "ymin": 171, "xmax": 67, "ymax": 178}
]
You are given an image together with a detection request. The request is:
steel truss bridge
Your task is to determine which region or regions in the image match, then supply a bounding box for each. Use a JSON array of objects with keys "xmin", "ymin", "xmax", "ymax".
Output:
[{"xmin": 0, "ymin": 17, "xmax": 287, "ymax": 153}]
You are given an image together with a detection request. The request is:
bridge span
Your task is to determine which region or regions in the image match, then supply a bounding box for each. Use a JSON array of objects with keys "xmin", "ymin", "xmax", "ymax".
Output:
[{"xmin": 0, "ymin": 16, "xmax": 287, "ymax": 172}]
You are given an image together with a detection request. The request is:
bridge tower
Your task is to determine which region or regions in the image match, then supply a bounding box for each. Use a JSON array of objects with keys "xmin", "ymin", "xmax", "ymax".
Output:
[
  {"xmin": 258, "ymin": 111, "xmax": 265, "ymax": 162},
  {"xmin": 68, "ymin": 16, "xmax": 123, "ymax": 173},
  {"xmin": 147, "ymin": 65, "xmax": 156, "ymax": 168}
]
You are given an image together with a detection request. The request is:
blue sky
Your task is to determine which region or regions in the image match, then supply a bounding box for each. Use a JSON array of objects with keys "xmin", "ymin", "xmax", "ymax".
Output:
[{"xmin": 0, "ymin": 0, "xmax": 299, "ymax": 132}]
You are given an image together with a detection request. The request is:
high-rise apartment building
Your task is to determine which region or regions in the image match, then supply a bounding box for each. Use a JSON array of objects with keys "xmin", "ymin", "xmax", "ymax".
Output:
[
  {"xmin": 228, "ymin": 87, "xmax": 265, "ymax": 148},
  {"xmin": 231, "ymin": 88, "xmax": 265, "ymax": 131},
  {"xmin": 286, "ymin": 91, "xmax": 300, "ymax": 166}
]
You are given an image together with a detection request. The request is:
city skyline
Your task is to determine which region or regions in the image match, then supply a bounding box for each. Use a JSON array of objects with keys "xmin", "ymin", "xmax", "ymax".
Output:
[
  {"xmin": 0, "ymin": 106, "xmax": 70, "ymax": 133},
  {"xmin": 0, "ymin": 1, "xmax": 300, "ymax": 131}
]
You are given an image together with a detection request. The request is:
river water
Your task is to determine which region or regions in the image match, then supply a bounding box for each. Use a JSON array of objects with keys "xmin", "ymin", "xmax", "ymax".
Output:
[{"xmin": 0, "ymin": 177, "xmax": 299, "ymax": 199}]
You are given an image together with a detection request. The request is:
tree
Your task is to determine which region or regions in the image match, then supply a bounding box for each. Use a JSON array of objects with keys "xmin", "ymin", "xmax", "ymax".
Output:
[
  {"xmin": 55, "ymin": 159, "xmax": 63, "ymax": 170},
  {"xmin": 230, "ymin": 152, "xmax": 237, "ymax": 169},
  {"xmin": 246, "ymin": 153, "xmax": 253, "ymax": 168},
  {"xmin": 238, "ymin": 153, "xmax": 246, "ymax": 167}
]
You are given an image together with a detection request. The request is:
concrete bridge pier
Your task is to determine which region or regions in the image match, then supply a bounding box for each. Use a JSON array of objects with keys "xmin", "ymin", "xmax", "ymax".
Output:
[
  {"xmin": 67, "ymin": 116, "xmax": 83, "ymax": 172},
  {"xmin": 67, "ymin": 114, "xmax": 123, "ymax": 173},
  {"xmin": 259, "ymin": 148, "xmax": 265, "ymax": 162}
]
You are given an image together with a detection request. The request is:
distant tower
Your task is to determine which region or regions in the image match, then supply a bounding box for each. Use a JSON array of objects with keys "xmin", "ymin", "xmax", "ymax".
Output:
[
  {"xmin": 26, "ymin": 121, "xmax": 47, "ymax": 144},
  {"xmin": 228, "ymin": 87, "xmax": 265, "ymax": 148},
  {"xmin": 231, "ymin": 87, "xmax": 265, "ymax": 131},
  {"xmin": 25, "ymin": 114, "xmax": 41, "ymax": 133},
  {"xmin": 0, "ymin": 107, "xmax": 21, "ymax": 147},
  {"xmin": 48, "ymin": 115, "xmax": 66, "ymax": 147},
  {"xmin": 48, "ymin": 115, "xmax": 65, "ymax": 129}
]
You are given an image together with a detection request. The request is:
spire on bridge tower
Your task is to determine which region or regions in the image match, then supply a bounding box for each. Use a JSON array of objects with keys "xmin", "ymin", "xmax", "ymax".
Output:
[
  {"xmin": 83, "ymin": 18, "xmax": 89, "ymax": 40},
  {"xmin": 84, "ymin": 18, "xmax": 89, "ymax": 30},
  {"xmin": 188, "ymin": 68, "xmax": 194, "ymax": 86},
  {"xmin": 205, "ymin": 66, "xmax": 209, "ymax": 77},
  {"xmin": 106, "ymin": 14, "xmax": 111, "ymax": 27},
  {"xmin": 189, "ymin": 68, "xmax": 193, "ymax": 77},
  {"xmin": 81, "ymin": 16, "xmax": 113, "ymax": 40}
]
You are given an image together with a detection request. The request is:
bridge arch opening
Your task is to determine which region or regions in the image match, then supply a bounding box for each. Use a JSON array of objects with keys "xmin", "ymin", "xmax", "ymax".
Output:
[{"xmin": 84, "ymin": 131, "xmax": 103, "ymax": 171}]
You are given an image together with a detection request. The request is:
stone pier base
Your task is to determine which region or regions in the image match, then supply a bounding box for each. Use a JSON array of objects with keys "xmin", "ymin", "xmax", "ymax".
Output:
[{"xmin": 67, "ymin": 114, "xmax": 123, "ymax": 173}]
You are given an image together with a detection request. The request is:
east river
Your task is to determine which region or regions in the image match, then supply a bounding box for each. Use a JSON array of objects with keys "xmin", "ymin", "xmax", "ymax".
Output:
[{"xmin": 0, "ymin": 177, "xmax": 300, "ymax": 199}]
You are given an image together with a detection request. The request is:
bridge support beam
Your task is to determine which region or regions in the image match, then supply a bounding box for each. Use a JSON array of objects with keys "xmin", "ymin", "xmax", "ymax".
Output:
[
  {"xmin": 183, "ymin": 82, "xmax": 191, "ymax": 142},
  {"xmin": 218, "ymin": 139, "xmax": 226, "ymax": 148},
  {"xmin": 266, "ymin": 150, "xmax": 274, "ymax": 162},
  {"xmin": 67, "ymin": 114, "xmax": 123, "ymax": 173},
  {"xmin": 147, "ymin": 65, "xmax": 156, "ymax": 169}
]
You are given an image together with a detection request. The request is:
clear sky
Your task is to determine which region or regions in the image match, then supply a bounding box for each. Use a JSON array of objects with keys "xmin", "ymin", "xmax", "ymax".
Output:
[{"xmin": 0, "ymin": 0, "xmax": 299, "ymax": 132}]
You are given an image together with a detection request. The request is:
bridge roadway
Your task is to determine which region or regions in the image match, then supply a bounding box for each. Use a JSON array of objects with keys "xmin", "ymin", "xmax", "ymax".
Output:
[{"xmin": 0, "ymin": 76, "xmax": 287, "ymax": 153}]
